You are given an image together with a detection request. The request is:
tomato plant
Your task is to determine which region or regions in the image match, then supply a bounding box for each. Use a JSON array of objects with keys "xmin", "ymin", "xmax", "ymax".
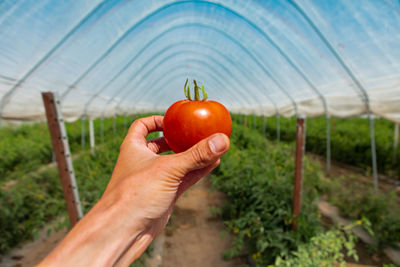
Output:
[{"xmin": 163, "ymin": 79, "xmax": 232, "ymax": 153}]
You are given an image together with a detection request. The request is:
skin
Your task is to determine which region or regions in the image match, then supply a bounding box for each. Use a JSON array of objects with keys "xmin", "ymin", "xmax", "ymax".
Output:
[{"xmin": 39, "ymin": 115, "xmax": 230, "ymax": 267}]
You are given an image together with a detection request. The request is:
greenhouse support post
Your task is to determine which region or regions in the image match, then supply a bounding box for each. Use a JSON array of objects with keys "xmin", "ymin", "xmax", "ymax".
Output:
[
  {"xmin": 100, "ymin": 116, "xmax": 104, "ymax": 143},
  {"xmin": 113, "ymin": 115, "xmax": 116, "ymax": 135},
  {"xmin": 89, "ymin": 118, "xmax": 95, "ymax": 153},
  {"xmin": 292, "ymin": 115, "xmax": 306, "ymax": 230},
  {"xmin": 262, "ymin": 116, "xmax": 266, "ymax": 136},
  {"xmin": 41, "ymin": 92, "xmax": 83, "ymax": 227},
  {"xmin": 81, "ymin": 116, "xmax": 85, "ymax": 149},
  {"xmin": 326, "ymin": 115, "xmax": 331, "ymax": 172},
  {"xmin": 394, "ymin": 123, "xmax": 399, "ymax": 163},
  {"xmin": 253, "ymin": 115, "xmax": 256, "ymax": 129},
  {"xmin": 369, "ymin": 115, "xmax": 378, "ymax": 193},
  {"xmin": 276, "ymin": 113, "xmax": 280, "ymax": 144}
]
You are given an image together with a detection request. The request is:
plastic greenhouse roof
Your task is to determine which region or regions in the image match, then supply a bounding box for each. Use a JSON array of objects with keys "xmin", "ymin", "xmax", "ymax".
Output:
[{"xmin": 0, "ymin": 0, "xmax": 399, "ymax": 123}]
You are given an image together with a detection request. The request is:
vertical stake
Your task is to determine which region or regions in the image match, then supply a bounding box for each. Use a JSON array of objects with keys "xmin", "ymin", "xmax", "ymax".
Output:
[
  {"xmin": 81, "ymin": 116, "xmax": 85, "ymax": 150},
  {"xmin": 262, "ymin": 116, "xmax": 266, "ymax": 137},
  {"xmin": 42, "ymin": 92, "xmax": 83, "ymax": 227},
  {"xmin": 326, "ymin": 115, "xmax": 331, "ymax": 173},
  {"xmin": 244, "ymin": 116, "xmax": 247, "ymax": 127},
  {"xmin": 292, "ymin": 115, "xmax": 306, "ymax": 230},
  {"xmin": 276, "ymin": 113, "xmax": 280, "ymax": 144},
  {"xmin": 100, "ymin": 116, "xmax": 104, "ymax": 143},
  {"xmin": 368, "ymin": 114, "xmax": 379, "ymax": 193},
  {"xmin": 253, "ymin": 115, "xmax": 257, "ymax": 129},
  {"xmin": 393, "ymin": 123, "xmax": 399, "ymax": 164},
  {"xmin": 89, "ymin": 118, "xmax": 95, "ymax": 154},
  {"xmin": 113, "ymin": 115, "xmax": 116, "ymax": 135}
]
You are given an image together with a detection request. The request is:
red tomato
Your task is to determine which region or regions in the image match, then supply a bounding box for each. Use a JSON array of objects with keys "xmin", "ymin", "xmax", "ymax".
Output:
[{"xmin": 163, "ymin": 80, "xmax": 232, "ymax": 153}]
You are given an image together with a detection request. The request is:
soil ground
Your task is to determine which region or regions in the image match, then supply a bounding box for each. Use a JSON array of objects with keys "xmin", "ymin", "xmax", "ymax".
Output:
[{"xmin": 157, "ymin": 176, "xmax": 247, "ymax": 267}]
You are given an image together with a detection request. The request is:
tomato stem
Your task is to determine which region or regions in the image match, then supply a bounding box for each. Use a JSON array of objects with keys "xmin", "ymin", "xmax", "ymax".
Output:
[
  {"xmin": 184, "ymin": 79, "xmax": 207, "ymax": 101},
  {"xmin": 193, "ymin": 80, "xmax": 200, "ymax": 100},
  {"xmin": 184, "ymin": 78, "xmax": 192, "ymax": 100}
]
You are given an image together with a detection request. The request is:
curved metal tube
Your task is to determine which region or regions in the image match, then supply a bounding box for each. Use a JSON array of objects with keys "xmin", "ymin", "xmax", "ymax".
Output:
[
  {"xmin": 59, "ymin": 2, "xmax": 299, "ymax": 113},
  {"xmin": 115, "ymin": 57, "xmax": 249, "ymax": 112}
]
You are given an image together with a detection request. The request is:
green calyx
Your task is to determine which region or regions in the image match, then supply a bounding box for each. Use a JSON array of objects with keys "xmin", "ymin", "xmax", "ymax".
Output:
[{"xmin": 184, "ymin": 78, "xmax": 208, "ymax": 101}]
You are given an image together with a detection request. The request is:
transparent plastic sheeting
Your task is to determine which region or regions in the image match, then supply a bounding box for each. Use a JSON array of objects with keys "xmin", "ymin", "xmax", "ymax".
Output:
[{"xmin": 0, "ymin": 0, "xmax": 399, "ymax": 123}]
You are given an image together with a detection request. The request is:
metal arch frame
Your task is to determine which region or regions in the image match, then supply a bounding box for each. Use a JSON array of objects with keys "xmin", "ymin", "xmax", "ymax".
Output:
[
  {"xmin": 82, "ymin": 37, "xmax": 278, "ymax": 116},
  {"xmin": 110, "ymin": 50, "xmax": 269, "ymax": 115},
  {"xmin": 289, "ymin": 0, "xmax": 379, "ymax": 191},
  {"xmin": 82, "ymin": 27, "xmax": 280, "ymax": 117},
  {"xmin": 132, "ymin": 71, "xmax": 238, "ymax": 113},
  {"xmin": 57, "ymin": 1, "xmax": 299, "ymax": 113},
  {"xmin": 100, "ymin": 61, "xmax": 242, "ymax": 118},
  {"xmin": 0, "ymin": 0, "xmax": 109, "ymax": 123},
  {"xmin": 124, "ymin": 69, "xmax": 239, "ymax": 114},
  {"xmin": 132, "ymin": 50, "xmax": 258, "ymax": 105},
  {"xmin": 115, "ymin": 56, "xmax": 250, "ymax": 113},
  {"xmin": 94, "ymin": 39, "xmax": 279, "ymax": 117},
  {"xmin": 118, "ymin": 55, "xmax": 258, "ymax": 111},
  {"xmin": 116, "ymin": 66, "xmax": 239, "ymax": 115},
  {"xmin": 99, "ymin": 52, "xmax": 250, "ymax": 117},
  {"xmin": 96, "ymin": 22, "xmax": 291, "ymax": 117},
  {"xmin": 83, "ymin": 41, "xmax": 273, "ymax": 117},
  {"xmin": 1, "ymin": 0, "xmax": 338, "ymax": 121},
  {"xmin": 1, "ymin": 0, "xmax": 301, "ymax": 119},
  {"xmin": 146, "ymin": 71, "xmax": 243, "ymax": 112}
]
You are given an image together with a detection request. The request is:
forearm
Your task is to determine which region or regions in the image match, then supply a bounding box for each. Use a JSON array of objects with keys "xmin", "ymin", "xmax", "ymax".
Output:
[{"xmin": 39, "ymin": 194, "xmax": 148, "ymax": 266}]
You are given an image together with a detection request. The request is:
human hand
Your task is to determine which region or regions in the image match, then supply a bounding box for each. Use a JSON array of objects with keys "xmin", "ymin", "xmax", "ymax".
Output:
[{"xmin": 39, "ymin": 115, "xmax": 230, "ymax": 266}]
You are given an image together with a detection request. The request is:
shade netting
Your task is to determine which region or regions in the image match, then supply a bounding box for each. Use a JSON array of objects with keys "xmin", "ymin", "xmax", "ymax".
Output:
[{"xmin": 0, "ymin": 0, "xmax": 399, "ymax": 122}]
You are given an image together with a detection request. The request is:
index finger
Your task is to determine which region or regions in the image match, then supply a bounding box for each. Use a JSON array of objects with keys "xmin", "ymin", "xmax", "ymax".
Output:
[{"xmin": 127, "ymin": 115, "xmax": 164, "ymax": 145}]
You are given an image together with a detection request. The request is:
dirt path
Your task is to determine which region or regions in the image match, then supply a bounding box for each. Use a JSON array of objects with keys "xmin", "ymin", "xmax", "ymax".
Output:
[{"xmin": 157, "ymin": 176, "xmax": 247, "ymax": 267}]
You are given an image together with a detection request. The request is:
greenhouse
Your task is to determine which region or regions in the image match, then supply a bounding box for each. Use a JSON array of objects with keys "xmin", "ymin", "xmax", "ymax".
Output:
[{"xmin": 0, "ymin": 0, "xmax": 399, "ymax": 266}]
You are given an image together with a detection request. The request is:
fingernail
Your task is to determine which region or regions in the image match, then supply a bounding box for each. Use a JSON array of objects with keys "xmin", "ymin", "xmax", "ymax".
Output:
[{"xmin": 209, "ymin": 134, "xmax": 227, "ymax": 154}]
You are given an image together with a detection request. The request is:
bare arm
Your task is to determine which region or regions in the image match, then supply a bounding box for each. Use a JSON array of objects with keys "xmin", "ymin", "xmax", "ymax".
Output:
[{"xmin": 39, "ymin": 115, "xmax": 230, "ymax": 266}]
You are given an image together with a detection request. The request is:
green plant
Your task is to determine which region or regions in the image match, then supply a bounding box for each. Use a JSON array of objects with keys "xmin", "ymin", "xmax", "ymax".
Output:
[
  {"xmin": 233, "ymin": 115, "xmax": 400, "ymax": 180},
  {"xmin": 211, "ymin": 123, "xmax": 328, "ymax": 265},
  {"xmin": 274, "ymin": 226, "xmax": 358, "ymax": 267},
  {"xmin": 325, "ymin": 175, "xmax": 400, "ymax": 248}
]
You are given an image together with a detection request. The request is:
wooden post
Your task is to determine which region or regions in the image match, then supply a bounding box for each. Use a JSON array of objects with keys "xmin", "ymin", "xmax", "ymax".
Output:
[
  {"xmin": 42, "ymin": 92, "xmax": 83, "ymax": 227},
  {"xmin": 292, "ymin": 115, "xmax": 306, "ymax": 230}
]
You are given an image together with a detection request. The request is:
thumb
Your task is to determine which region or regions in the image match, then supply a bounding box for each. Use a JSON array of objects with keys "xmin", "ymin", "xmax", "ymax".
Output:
[{"xmin": 174, "ymin": 133, "xmax": 230, "ymax": 172}]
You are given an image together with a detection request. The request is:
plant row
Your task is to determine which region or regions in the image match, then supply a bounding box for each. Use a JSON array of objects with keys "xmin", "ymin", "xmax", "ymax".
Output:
[
  {"xmin": 0, "ymin": 115, "xmax": 156, "ymax": 256},
  {"xmin": 233, "ymin": 115, "xmax": 399, "ymax": 180},
  {"xmin": 0, "ymin": 115, "xmax": 138, "ymax": 182},
  {"xmin": 211, "ymin": 123, "xmax": 359, "ymax": 266}
]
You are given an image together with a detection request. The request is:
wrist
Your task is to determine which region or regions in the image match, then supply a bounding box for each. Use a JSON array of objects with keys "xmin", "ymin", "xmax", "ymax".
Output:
[{"xmin": 40, "ymin": 192, "xmax": 148, "ymax": 266}]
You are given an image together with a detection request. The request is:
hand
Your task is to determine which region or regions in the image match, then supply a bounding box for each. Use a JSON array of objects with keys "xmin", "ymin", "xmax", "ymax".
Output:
[{"xmin": 39, "ymin": 115, "xmax": 230, "ymax": 266}]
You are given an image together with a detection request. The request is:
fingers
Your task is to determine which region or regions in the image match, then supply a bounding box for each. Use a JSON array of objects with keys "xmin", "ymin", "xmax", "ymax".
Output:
[
  {"xmin": 147, "ymin": 137, "xmax": 170, "ymax": 154},
  {"xmin": 126, "ymin": 115, "xmax": 164, "ymax": 145},
  {"xmin": 173, "ymin": 133, "xmax": 230, "ymax": 173}
]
